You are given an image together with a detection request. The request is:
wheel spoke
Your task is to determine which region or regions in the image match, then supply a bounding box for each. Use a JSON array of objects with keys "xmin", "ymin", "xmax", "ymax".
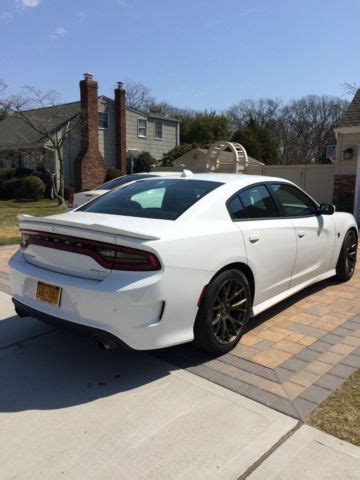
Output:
[
  {"xmin": 210, "ymin": 276, "xmax": 250, "ymax": 345},
  {"xmin": 212, "ymin": 314, "xmax": 221, "ymax": 326},
  {"xmin": 229, "ymin": 288, "xmax": 244, "ymax": 302},
  {"xmin": 231, "ymin": 297, "xmax": 247, "ymax": 309}
]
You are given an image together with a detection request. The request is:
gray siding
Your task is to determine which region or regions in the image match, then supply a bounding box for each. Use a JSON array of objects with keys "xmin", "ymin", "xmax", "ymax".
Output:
[
  {"xmin": 126, "ymin": 109, "xmax": 178, "ymax": 160},
  {"xmin": 97, "ymin": 99, "xmax": 179, "ymax": 167}
]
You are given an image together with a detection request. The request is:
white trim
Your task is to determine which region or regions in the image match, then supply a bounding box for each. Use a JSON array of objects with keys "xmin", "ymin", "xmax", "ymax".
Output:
[
  {"xmin": 334, "ymin": 126, "xmax": 360, "ymax": 135},
  {"xmin": 153, "ymin": 120, "xmax": 163, "ymax": 140},
  {"xmin": 137, "ymin": 118, "xmax": 147, "ymax": 138},
  {"xmin": 98, "ymin": 111, "xmax": 109, "ymax": 130}
]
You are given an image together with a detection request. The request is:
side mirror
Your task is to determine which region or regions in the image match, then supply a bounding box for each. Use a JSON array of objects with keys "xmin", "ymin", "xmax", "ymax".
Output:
[{"xmin": 319, "ymin": 203, "xmax": 335, "ymax": 215}]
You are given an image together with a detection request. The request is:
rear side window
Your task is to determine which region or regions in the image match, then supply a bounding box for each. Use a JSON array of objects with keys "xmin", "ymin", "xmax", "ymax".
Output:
[
  {"xmin": 271, "ymin": 183, "xmax": 317, "ymax": 217},
  {"xmin": 227, "ymin": 185, "xmax": 279, "ymax": 220},
  {"xmin": 239, "ymin": 185, "xmax": 279, "ymax": 219},
  {"xmin": 228, "ymin": 195, "xmax": 247, "ymax": 220},
  {"xmin": 80, "ymin": 179, "xmax": 222, "ymax": 220}
]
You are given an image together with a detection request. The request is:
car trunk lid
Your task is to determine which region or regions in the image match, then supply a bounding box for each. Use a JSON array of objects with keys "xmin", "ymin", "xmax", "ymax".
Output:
[{"xmin": 18, "ymin": 212, "xmax": 167, "ymax": 280}]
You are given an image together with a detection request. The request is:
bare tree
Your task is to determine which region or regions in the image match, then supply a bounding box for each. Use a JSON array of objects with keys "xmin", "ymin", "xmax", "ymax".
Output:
[
  {"xmin": 227, "ymin": 95, "xmax": 348, "ymax": 164},
  {"xmin": 280, "ymin": 95, "xmax": 349, "ymax": 164},
  {"xmin": 124, "ymin": 81, "xmax": 155, "ymax": 110},
  {"xmin": 227, "ymin": 98, "xmax": 283, "ymax": 131},
  {"xmin": 342, "ymin": 82, "xmax": 358, "ymax": 96},
  {"xmin": 0, "ymin": 84, "xmax": 79, "ymax": 205}
]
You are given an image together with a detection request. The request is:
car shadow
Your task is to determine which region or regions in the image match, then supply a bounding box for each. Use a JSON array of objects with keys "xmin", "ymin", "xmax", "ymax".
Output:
[
  {"xmin": 0, "ymin": 316, "xmax": 173, "ymax": 413},
  {"xmin": 0, "ymin": 277, "xmax": 342, "ymax": 414}
]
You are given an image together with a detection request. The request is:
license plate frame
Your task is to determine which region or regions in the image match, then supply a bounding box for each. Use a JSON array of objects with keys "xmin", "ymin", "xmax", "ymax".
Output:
[{"xmin": 36, "ymin": 281, "xmax": 62, "ymax": 307}]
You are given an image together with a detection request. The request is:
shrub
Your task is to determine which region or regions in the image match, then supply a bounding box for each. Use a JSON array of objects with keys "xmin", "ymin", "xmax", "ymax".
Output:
[
  {"xmin": 134, "ymin": 152, "xmax": 154, "ymax": 173},
  {"xmin": 105, "ymin": 167, "xmax": 122, "ymax": 181},
  {"xmin": 18, "ymin": 176, "xmax": 46, "ymax": 200}
]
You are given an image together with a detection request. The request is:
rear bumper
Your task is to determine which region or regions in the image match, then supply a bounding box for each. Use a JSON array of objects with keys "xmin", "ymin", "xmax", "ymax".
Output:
[
  {"xmin": 9, "ymin": 250, "xmax": 210, "ymax": 350},
  {"xmin": 13, "ymin": 298, "xmax": 126, "ymax": 348}
]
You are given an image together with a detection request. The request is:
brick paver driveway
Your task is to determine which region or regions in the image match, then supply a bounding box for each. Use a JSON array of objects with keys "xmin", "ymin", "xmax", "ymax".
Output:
[{"xmin": 2, "ymin": 244, "xmax": 360, "ymax": 419}]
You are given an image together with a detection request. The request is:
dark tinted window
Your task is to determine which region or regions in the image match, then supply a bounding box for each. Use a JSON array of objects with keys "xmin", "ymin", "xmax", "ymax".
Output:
[
  {"xmin": 271, "ymin": 183, "xmax": 317, "ymax": 217},
  {"xmin": 228, "ymin": 195, "xmax": 247, "ymax": 219},
  {"xmin": 95, "ymin": 174, "xmax": 158, "ymax": 191},
  {"xmin": 80, "ymin": 179, "xmax": 222, "ymax": 220},
  {"xmin": 239, "ymin": 185, "xmax": 279, "ymax": 219}
]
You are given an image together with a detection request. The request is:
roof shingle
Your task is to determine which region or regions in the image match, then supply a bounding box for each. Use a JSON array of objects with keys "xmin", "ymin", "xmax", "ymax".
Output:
[
  {"xmin": 0, "ymin": 101, "xmax": 81, "ymax": 148},
  {"xmin": 337, "ymin": 89, "xmax": 360, "ymax": 127}
]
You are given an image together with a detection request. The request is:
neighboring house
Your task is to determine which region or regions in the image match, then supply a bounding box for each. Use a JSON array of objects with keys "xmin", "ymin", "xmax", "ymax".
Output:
[
  {"xmin": 173, "ymin": 148, "xmax": 264, "ymax": 172},
  {"xmin": 334, "ymin": 88, "xmax": 360, "ymax": 216},
  {"xmin": 0, "ymin": 74, "xmax": 180, "ymax": 191}
]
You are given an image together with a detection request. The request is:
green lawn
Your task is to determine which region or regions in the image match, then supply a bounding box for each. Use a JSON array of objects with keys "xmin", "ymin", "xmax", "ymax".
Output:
[
  {"xmin": 0, "ymin": 199, "xmax": 66, "ymax": 246},
  {"xmin": 306, "ymin": 368, "xmax": 360, "ymax": 446}
]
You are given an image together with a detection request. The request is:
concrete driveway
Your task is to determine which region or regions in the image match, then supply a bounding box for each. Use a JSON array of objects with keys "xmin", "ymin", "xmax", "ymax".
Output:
[
  {"xmin": 0, "ymin": 291, "xmax": 297, "ymax": 479},
  {"xmin": 1, "ymin": 247, "xmax": 360, "ymax": 479}
]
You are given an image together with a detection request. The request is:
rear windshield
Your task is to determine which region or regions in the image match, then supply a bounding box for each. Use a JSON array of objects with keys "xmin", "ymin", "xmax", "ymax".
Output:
[
  {"xmin": 95, "ymin": 174, "xmax": 158, "ymax": 191},
  {"xmin": 80, "ymin": 179, "xmax": 222, "ymax": 220}
]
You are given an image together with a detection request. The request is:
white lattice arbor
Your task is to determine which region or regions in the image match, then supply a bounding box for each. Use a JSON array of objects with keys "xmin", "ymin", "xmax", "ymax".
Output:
[{"xmin": 206, "ymin": 141, "xmax": 248, "ymax": 173}]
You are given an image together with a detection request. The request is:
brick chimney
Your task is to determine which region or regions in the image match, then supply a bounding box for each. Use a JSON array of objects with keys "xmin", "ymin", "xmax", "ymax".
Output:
[
  {"xmin": 76, "ymin": 73, "xmax": 106, "ymax": 191},
  {"xmin": 114, "ymin": 81, "xmax": 127, "ymax": 174}
]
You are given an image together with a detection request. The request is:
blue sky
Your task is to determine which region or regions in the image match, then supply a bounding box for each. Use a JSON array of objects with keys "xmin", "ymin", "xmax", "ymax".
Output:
[{"xmin": 1, "ymin": 0, "xmax": 359, "ymax": 110}]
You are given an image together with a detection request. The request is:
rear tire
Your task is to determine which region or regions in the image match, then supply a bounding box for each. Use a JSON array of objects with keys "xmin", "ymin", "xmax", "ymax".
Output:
[
  {"xmin": 194, "ymin": 269, "xmax": 252, "ymax": 355},
  {"xmin": 336, "ymin": 229, "xmax": 358, "ymax": 282}
]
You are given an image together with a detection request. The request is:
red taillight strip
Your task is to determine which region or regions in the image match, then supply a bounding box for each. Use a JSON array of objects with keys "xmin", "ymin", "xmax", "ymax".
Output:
[{"xmin": 21, "ymin": 230, "xmax": 161, "ymax": 271}]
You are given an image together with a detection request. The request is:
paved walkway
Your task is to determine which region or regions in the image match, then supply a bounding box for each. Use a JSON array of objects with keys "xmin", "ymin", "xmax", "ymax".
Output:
[{"xmin": 1, "ymin": 244, "xmax": 360, "ymax": 419}]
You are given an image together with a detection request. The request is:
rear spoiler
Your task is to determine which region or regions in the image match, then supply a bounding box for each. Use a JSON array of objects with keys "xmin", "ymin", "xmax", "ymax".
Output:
[{"xmin": 18, "ymin": 215, "xmax": 160, "ymax": 241}]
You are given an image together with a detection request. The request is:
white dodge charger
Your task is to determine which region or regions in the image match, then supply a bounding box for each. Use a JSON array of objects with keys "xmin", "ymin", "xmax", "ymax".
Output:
[{"xmin": 9, "ymin": 173, "xmax": 358, "ymax": 354}]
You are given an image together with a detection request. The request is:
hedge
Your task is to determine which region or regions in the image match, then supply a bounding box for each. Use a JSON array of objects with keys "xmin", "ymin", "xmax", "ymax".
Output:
[{"xmin": 0, "ymin": 175, "xmax": 45, "ymax": 200}]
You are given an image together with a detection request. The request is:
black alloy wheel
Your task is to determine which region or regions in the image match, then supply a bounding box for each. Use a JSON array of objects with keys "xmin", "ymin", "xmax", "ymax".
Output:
[
  {"xmin": 194, "ymin": 269, "xmax": 252, "ymax": 354},
  {"xmin": 336, "ymin": 229, "xmax": 358, "ymax": 281}
]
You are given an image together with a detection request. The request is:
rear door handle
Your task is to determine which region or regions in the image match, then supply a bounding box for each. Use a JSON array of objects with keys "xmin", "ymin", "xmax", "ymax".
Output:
[
  {"xmin": 249, "ymin": 234, "xmax": 260, "ymax": 244},
  {"xmin": 298, "ymin": 231, "xmax": 305, "ymax": 238}
]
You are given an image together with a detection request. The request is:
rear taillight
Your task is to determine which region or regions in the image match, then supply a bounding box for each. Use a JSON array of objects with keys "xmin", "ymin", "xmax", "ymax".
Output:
[
  {"xmin": 20, "ymin": 230, "xmax": 161, "ymax": 271},
  {"xmin": 68, "ymin": 193, "xmax": 74, "ymax": 209},
  {"xmin": 99, "ymin": 245, "xmax": 160, "ymax": 271}
]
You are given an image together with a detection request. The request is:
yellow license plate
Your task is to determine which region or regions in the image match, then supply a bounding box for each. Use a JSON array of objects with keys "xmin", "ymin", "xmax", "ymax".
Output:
[{"xmin": 36, "ymin": 282, "xmax": 62, "ymax": 307}]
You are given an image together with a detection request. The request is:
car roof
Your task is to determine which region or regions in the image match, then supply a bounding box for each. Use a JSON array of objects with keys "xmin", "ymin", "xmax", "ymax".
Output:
[
  {"xmin": 151, "ymin": 173, "xmax": 294, "ymax": 187},
  {"xmin": 131, "ymin": 172, "xmax": 182, "ymax": 177}
]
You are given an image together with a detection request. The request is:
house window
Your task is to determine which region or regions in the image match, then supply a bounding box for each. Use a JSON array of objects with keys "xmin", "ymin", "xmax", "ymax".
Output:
[
  {"xmin": 98, "ymin": 112, "xmax": 109, "ymax": 129},
  {"xmin": 154, "ymin": 120, "xmax": 163, "ymax": 140},
  {"xmin": 138, "ymin": 119, "xmax": 147, "ymax": 138},
  {"xmin": 343, "ymin": 147, "xmax": 354, "ymax": 161}
]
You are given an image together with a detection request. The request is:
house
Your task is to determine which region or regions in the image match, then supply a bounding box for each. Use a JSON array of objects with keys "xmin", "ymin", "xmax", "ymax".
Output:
[
  {"xmin": 334, "ymin": 89, "xmax": 360, "ymax": 216},
  {"xmin": 173, "ymin": 147, "xmax": 264, "ymax": 172},
  {"xmin": 0, "ymin": 74, "xmax": 180, "ymax": 191}
]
